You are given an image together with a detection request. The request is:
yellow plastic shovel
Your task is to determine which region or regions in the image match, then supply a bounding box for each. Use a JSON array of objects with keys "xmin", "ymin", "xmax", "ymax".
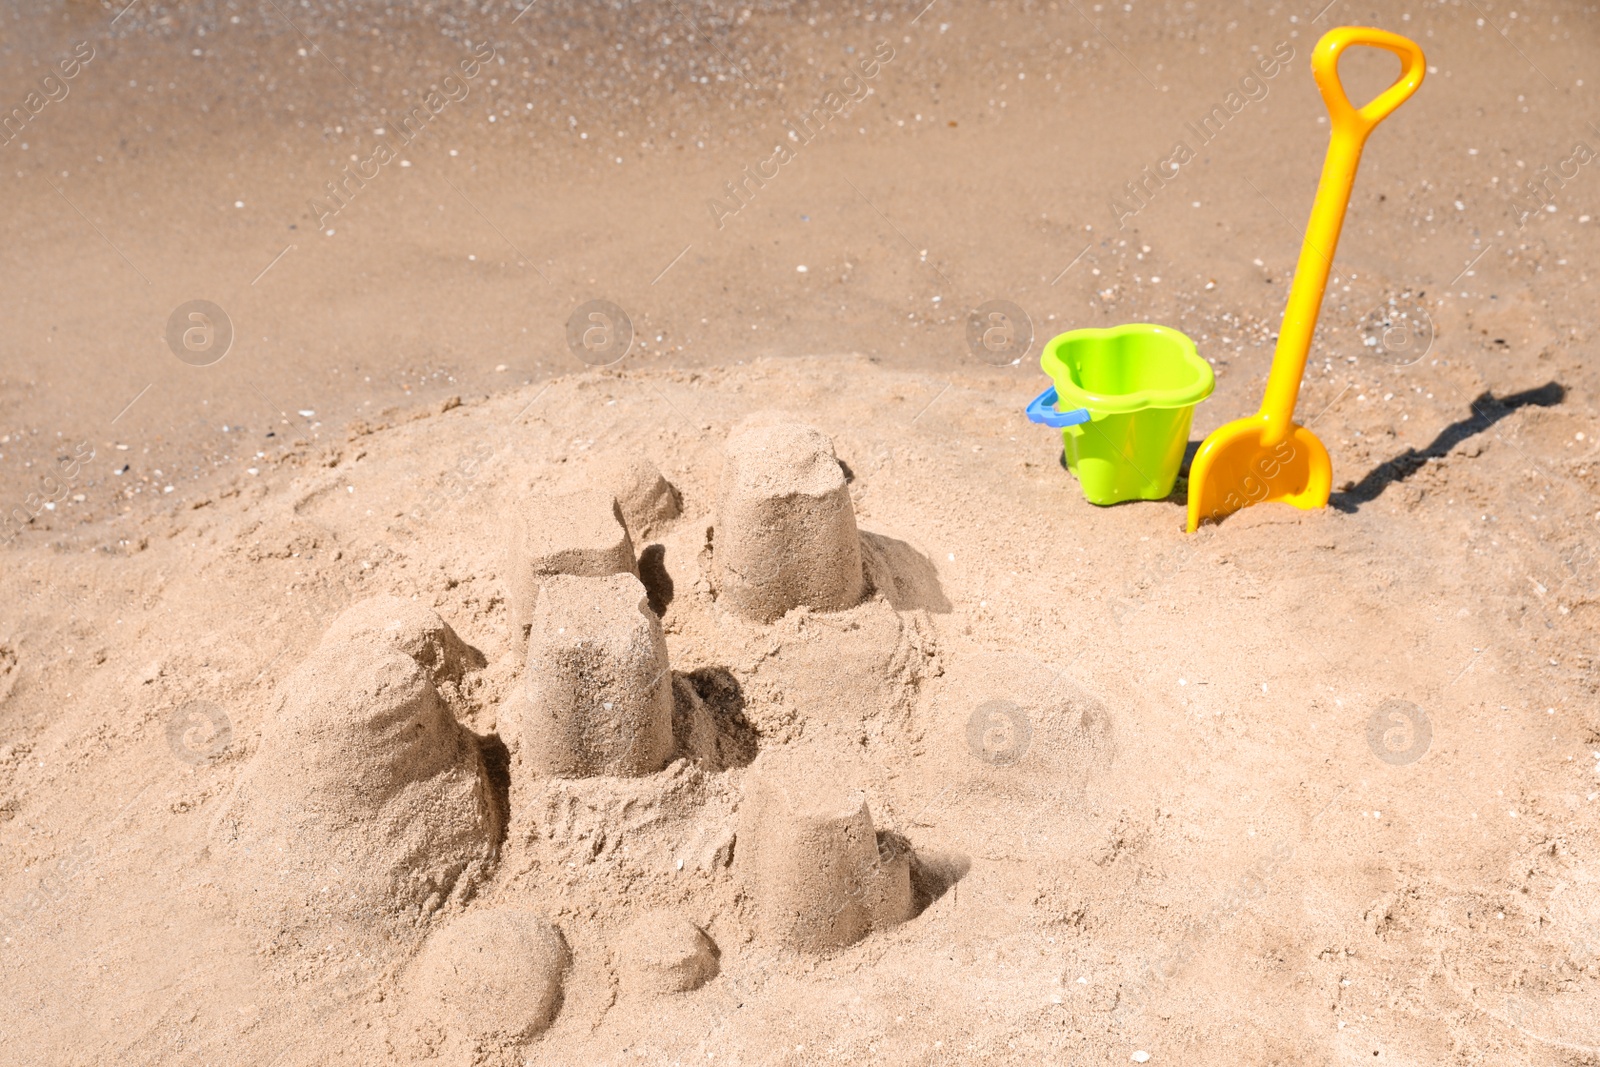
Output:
[{"xmin": 1185, "ymin": 27, "xmax": 1426, "ymax": 532}]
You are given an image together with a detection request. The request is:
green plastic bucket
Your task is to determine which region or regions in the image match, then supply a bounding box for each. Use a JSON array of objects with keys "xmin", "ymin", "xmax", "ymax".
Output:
[{"xmin": 1028, "ymin": 324, "xmax": 1214, "ymax": 505}]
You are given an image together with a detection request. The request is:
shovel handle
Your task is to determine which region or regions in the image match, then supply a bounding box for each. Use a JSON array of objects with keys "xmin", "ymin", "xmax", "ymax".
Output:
[
  {"xmin": 1312, "ymin": 26, "xmax": 1427, "ymax": 140},
  {"xmin": 1259, "ymin": 27, "xmax": 1425, "ymax": 441}
]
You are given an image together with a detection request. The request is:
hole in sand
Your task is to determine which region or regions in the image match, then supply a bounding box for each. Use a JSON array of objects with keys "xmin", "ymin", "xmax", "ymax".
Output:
[
  {"xmin": 638, "ymin": 542, "xmax": 674, "ymax": 617},
  {"xmin": 908, "ymin": 845, "xmax": 971, "ymax": 915},
  {"xmin": 681, "ymin": 667, "xmax": 760, "ymax": 769},
  {"xmin": 474, "ymin": 732, "xmax": 512, "ymax": 850}
]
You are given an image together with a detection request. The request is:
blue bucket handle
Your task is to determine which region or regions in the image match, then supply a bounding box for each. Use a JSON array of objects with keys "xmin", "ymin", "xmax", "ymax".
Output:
[{"xmin": 1025, "ymin": 386, "xmax": 1091, "ymax": 429}]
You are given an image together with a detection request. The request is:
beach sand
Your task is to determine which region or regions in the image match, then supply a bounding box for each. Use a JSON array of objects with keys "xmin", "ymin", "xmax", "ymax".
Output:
[{"xmin": 1, "ymin": 2, "xmax": 1597, "ymax": 1064}]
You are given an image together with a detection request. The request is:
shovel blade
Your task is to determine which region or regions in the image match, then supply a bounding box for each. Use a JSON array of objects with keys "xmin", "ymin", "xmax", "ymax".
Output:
[{"xmin": 1185, "ymin": 418, "xmax": 1332, "ymax": 531}]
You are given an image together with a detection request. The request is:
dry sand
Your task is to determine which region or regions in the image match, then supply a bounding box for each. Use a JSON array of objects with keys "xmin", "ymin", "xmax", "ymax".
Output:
[
  {"xmin": 2, "ymin": 1, "xmax": 1599, "ymax": 1065},
  {"xmin": 3, "ymin": 355, "xmax": 1597, "ymax": 1064}
]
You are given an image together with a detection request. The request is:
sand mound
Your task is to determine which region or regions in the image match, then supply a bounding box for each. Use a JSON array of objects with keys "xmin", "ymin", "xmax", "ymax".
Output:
[
  {"xmin": 617, "ymin": 909, "xmax": 719, "ymax": 994},
  {"xmin": 712, "ymin": 412, "xmax": 864, "ymax": 622},
  {"xmin": 407, "ymin": 909, "xmax": 570, "ymax": 1047},
  {"xmin": 596, "ymin": 451, "xmax": 681, "ymax": 541},
  {"xmin": 15, "ymin": 342, "xmax": 1596, "ymax": 1063},
  {"xmin": 213, "ymin": 601, "xmax": 502, "ymax": 947},
  {"xmin": 508, "ymin": 571, "xmax": 675, "ymax": 777},
  {"xmin": 318, "ymin": 593, "xmax": 486, "ymax": 687}
]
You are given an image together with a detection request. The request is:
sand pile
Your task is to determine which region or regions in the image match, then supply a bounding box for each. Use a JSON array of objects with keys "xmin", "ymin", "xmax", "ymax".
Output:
[
  {"xmin": 404, "ymin": 909, "xmax": 570, "ymax": 1053},
  {"xmin": 212, "ymin": 597, "xmax": 503, "ymax": 949},
  {"xmin": 205, "ymin": 411, "xmax": 922, "ymax": 1036},
  {"xmin": 617, "ymin": 909, "xmax": 720, "ymax": 994},
  {"xmin": 9, "ymin": 346, "xmax": 1594, "ymax": 1065}
]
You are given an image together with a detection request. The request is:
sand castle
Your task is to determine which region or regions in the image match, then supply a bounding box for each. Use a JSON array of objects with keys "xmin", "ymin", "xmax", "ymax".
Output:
[
  {"xmin": 511, "ymin": 571, "xmax": 676, "ymax": 777},
  {"xmin": 216, "ymin": 428, "xmax": 925, "ymax": 1049}
]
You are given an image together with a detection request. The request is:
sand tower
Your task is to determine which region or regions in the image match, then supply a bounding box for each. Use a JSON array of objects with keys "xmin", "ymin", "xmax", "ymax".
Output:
[
  {"xmin": 213, "ymin": 599, "xmax": 502, "ymax": 942},
  {"xmin": 511, "ymin": 571, "xmax": 675, "ymax": 777},
  {"xmin": 736, "ymin": 747, "xmax": 914, "ymax": 953},
  {"xmin": 507, "ymin": 486, "xmax": 637, "ymax": 645},
  {"xmin": 713, "ymin": 413, "xmax": 864, "ymax": 623}
]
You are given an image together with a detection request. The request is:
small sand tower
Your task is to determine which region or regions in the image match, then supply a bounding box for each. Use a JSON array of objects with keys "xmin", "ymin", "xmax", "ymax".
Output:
[
  {"xmin": 508, "ymin": 486, "xmax": 638, "ymax": 645},
  {"xmin": 713, "ymin": 413, "xmax": 864, "ymax": 622},
  {"xmin": 512, "ymin": 571, "xmax": 675, "ymax": 777},
  {"xmin": 736, "ymin": 747, "xmax": 914, "ymax": 953},
  {"xmin": 595, "ymin": 451, "xmax": 681, "ymax": 541}
]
